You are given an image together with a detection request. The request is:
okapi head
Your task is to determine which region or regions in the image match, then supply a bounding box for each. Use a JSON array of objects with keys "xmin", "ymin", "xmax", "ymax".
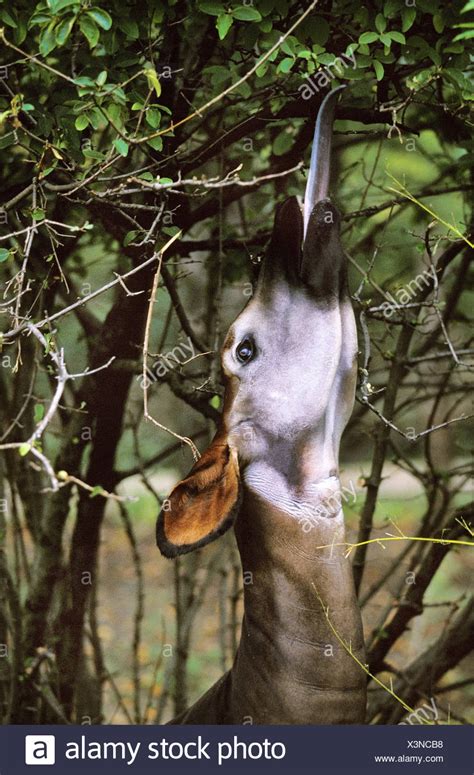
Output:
[{"xmin": 157, "ymin": 87, "xmax": 358, "ymax": 558}]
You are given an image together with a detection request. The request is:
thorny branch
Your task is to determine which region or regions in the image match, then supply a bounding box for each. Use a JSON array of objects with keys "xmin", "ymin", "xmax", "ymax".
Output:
[{"xmin": 0, "ymin": 324, "xmax": 115, "ymax": 490}]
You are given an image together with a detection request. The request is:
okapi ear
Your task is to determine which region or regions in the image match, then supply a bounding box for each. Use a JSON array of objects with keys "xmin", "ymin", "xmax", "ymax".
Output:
[
  {"xmin": 300, "ymin": 199, "xmax": 346, "ymax": 299},
  {"xmin": 156, "ymin": 434, "xmax": 241, "ymax": 558},
  {"xmin": 259, "ymin": 197, "xmax": 303, "ymax": 288}
]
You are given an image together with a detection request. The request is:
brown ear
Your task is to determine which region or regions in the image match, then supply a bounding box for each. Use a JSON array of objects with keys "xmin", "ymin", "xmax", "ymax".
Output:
[
  {"xmin": 258, "ymin": 197, "xmax": 304, "ymax": 289},
  {"xmin": 156, "ymin": 434, "xmax": 241, "ymax": 558}
]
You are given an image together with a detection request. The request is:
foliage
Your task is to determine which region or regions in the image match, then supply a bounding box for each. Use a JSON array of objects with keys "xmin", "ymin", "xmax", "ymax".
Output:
[{"xmin": 0, "ymin": 0, "xmax": 472, "ymax": 198}]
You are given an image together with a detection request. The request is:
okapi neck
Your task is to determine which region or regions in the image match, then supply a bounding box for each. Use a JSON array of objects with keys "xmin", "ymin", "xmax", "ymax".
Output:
[{"xmin": 229, "ymin": 488, "xmax": 366, "ymax": 724}]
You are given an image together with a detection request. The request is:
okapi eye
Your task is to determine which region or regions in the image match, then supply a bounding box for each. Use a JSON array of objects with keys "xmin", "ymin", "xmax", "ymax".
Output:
[{"xmin": 236, "ymin": 337, "xmax": 255, "ymax": 364}]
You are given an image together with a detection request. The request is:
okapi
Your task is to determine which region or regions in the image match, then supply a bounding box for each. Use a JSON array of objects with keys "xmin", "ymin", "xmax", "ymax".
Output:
[{"xmin": 156, "ymin": 86, "xmax": 366, "ymax": 724}]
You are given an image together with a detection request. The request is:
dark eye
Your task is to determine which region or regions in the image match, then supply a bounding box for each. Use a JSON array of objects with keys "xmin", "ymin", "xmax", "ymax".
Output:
[{"xmin": 236, "ymin": 337, "xmax": 255, "ymax": 364}]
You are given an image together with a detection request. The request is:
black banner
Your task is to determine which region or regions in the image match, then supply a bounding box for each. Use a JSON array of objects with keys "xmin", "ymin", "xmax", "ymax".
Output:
[{"xmin": 1, "ymin": 724, "xmax": 472, "ymax": 774}]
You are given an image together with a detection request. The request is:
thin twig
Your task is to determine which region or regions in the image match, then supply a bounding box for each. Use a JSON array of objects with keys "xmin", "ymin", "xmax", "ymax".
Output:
[{"xmin": 141, "ymin": 232, "xmax": 200, "ymax": 459}]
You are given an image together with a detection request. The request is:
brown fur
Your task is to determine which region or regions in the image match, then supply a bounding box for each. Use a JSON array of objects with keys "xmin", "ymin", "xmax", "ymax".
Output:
[{"xmin": 156, "ymin": 435, "xmax": 241, "ymax": 556}]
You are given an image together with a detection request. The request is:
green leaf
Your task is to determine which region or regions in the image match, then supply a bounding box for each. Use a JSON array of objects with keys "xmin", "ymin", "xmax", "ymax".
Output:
[
  {"xmin": 34, "ymin": 404, "xmax": 45, "ymax": 423},
  {"xmin": 281, "ymin": 39, "xmax": 296, "ymax": 56},
  {"xmin": 1, "ymin": 8, "xmax": 17, "ymax": 27},
  {"xmin": 359, "ymin": 31, "xmax": 379, "ymax": 44},
  {"xmin": 235, "ymin": 81, "xmax": 251, "ymax": 98},
  {"xmin": 453, "ymin": 29, "xmax": 474, "ymax": 41},
  {"xmin": 379, "ymin": 32, "xmax": 392, "ymax": 47},
  {"xmin": 15, "ymin": 17, "xmax": 27, "ymax": 43},
  {"xmin": 96, "ymin": 70, "xmax": 107, "ymax": 86},
  {"xmin": 461, "ymin": 0, "xmax": 474, "ymax": 11},
  {"xmin": 432, "ymin": 13, "xmax": 445, "ymax": 33},
  {"xmin": 203, "ymin": 65, "xmax": 230, "ymax": 84},
  {"xmin": 210, "ymin": 395, "xmax": 221, "ymax": 409},
  {"xmin": 55, "ymin": 15, "xmax": 75, "ymax": 45},
  {"xmin": 43, "ymin": 333, "xmax": 53, "ymax": 354},
  {"xmin": 272, "ymin": 129, "xmax": 293, "ymax": 156},
  {"xmin": 106, "ymin": 102, "xmax": 123, "ymax": 129},
  {"xmin": 426, "ymin": 46, "xmax": 441, "ymax": 65},
  {"xmin": 119, "ymin": 19, "xmax": 139, "ymax": 38},
  {"xmin": 346, "ymin": 42, "xmax": 359, "ymax": 58},
  {"xmin": 408, "ymin": 66, "xmax": 436, "ymax": 88},
  {"xmin": 384, "ymin": 0, "xmax": 402, "ymax": 17},
  {"xmin": 146, "ymin": 135, "xmax": 163, "ymax": 151},
  {"xmin": 19, "ymin": 443, "xmax": 31, "ymax": 457},
  {"xmin": 80, "ymin": 15, "xmax": 99, "ymax": 48},
  {"xmin": 308, "ymin": 15, "xmax": 329, "ymax": 45},
  {"xmin": 113, "ymin": 137, "xmax": 129, "ymax": 157},
  {"xmin": 401, "ymin": 7, "xmax": 416, "ymax": 32},
  {"xmin": 232, "ymin": 6, "xmax": 262, "ymax": 21},
  {"xmin": 0, "ymin": 112, "xmax": 12, "ymax": 129},
  {"xmin": 31, "ymin": 208, "xmax": 45, "ymax": 221},
  {"xmin": 375, "ymin": 14, "xmax": 387, "ymax": 33},
  {"xmin": 387, "ymin": 30, "xmax": 406, "ymax": 44},
  {"xmin": 54, "ymin": 0, "xmax": 80, "ymax": 11},
  {"xmin": 82, "ymin": 148, "xmax": 105, "ymax": 160},
  {"xmin": 318, "ymin": 53, "xmax": 342, "ymax": 65},
  {"xmin": 277, "ymin": 56, "xmax": 295, "ymax": 74},
  {"xmin": 145, "ymin": 107, "xmax": 161, "ymax": 129},
  {"xmin": 90, "ymin": 485, "xmax": 105, "ymax": 498},
  {"xmin": 216, "ymin": 13, "xmax": 233, "ymax": 39},
  {"xmin": 30, "ymin": 13, "xmax": 53, "ymax": 26},
  {"xmin": 373, "ymin": 60, "xmax": 384, "ymax": 81},
  {"xmin": 74, "ymin": 76, "xmax": 96, "ymax": 87},
  {"xmin": 75, "ymin": 114, "xmax": 89, "ymax": 130},
  {"xmin": 343, "ymin": 67, "xmax": 369, "ymax": 80},
  {"xmin": 87, "ymin": 7, "xmax": 112, "ymax": 30},
  {"xmin": 444, "ymin": 42, "xmax": 465, "ymax": 53},
  {"xmin": 144, "ymin": 68, "xmax": 161, "ymax": 97},
  {"xmin": 199, "ymin": 1, "xmax": 225, "ymax": 15},
  {"xmin": 0, "ymin": 248, "xmax": 12, "ymax": 263},
  {"xmin": 124, "ymin": 230, "xmax": 141, "ymax": 246},
  {"xmin": 39, "ymin": 24, "xmax": 58, "ymax": 56},
  {"xmin": 88, "ymin": 107, "xmax": 103, "ymax": 130},
  {"xmin": 159, "ymin": 177, "xmax": 173, "ymax": 184}
]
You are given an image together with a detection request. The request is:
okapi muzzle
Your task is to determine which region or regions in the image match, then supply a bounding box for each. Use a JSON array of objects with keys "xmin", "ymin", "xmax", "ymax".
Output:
[{"xmin": 156, "ymin": 87, "xmax": 367, "ymax": 725}]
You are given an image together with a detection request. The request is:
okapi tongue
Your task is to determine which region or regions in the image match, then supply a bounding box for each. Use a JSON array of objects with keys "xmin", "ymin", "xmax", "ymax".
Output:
[
  {"xmin": 256, "ymin": 88, "xmax": 345, "ymax": 295},
  {"xmin": 303, "ymin": 85, "xmax": 346, "ymax": 237}
]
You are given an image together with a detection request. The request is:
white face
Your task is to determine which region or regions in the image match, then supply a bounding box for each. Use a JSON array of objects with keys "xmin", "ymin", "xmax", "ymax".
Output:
[{"xmin": 222, "ymin": 278, "xmax": 357, "ymax": 478}]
